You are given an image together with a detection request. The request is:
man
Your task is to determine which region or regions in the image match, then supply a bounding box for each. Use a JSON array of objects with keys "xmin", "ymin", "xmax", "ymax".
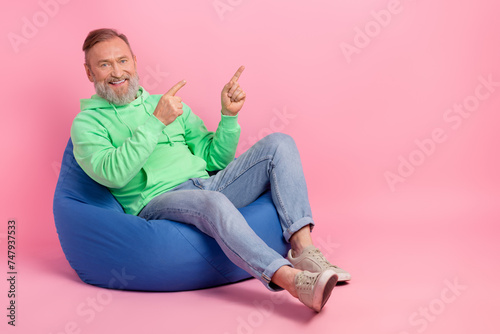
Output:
[{"xmin": 71, "ymin": 28, "xmax": 350, "ymax": 312}]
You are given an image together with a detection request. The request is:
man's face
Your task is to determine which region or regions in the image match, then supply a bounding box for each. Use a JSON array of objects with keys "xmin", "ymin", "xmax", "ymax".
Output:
[{"xmin": 84, "ymin": 37, "xmax": 139, "ymax": 105}]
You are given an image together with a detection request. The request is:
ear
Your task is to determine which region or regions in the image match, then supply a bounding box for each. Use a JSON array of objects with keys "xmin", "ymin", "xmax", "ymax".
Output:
[{"xmin": 84, "ymin": 63, "xmax": 94, "ymax": 83}]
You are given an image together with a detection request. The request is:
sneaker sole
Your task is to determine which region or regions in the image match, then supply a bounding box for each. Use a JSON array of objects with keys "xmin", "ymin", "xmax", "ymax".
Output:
[
  {"xmin": 312, "ymin": 270, "xmax": 338, "ymax": 312},
  {"xmin": 336, "ymin": 272, "xmax": 351, "ymax": 282}
]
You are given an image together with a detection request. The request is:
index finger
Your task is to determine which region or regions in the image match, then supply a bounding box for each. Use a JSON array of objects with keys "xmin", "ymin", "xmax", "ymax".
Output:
[
  {"xmin": 165, "ymin": 80, "xmax": 186, "ymax": 96},
  {"xmin": 230, "ymin": 66, "xmax": 245, "ymax": 82}
]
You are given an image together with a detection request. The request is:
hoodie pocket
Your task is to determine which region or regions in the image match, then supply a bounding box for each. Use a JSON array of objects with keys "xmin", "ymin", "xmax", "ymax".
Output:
[{"xmin": 142, "ymin": 165, "xmax": 153, "ymax": 190}]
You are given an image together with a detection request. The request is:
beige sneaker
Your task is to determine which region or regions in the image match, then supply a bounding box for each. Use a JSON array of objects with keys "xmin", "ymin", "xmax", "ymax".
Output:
[
  {"xmin": 295, "ymin": 270, "xmax": 338, "ymax": 312},
  {"xmin": 288, "ymin": 245, "xmax": 351, "ymax": 281}
]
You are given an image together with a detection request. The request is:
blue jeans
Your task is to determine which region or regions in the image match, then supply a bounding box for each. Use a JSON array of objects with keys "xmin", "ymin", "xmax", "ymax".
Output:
[{"xmin": 138, "ymin": 133, "xmax": 314, "ymax": 290}]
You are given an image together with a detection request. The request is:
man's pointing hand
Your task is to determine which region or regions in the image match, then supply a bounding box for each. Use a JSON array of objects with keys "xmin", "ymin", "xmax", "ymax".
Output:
[
  {"xmin": 221, "ymin": 66, "xmax": 246, "ymax": 116},
  {"xmin": 154, "ymin": 80, "xmax": 186, "ymax": 126}
]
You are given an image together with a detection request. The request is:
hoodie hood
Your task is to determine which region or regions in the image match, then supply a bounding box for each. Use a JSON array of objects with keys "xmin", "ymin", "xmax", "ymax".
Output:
[{"xmin": 80, "ymin": 86, "xmax": 150, "ymax": 111}]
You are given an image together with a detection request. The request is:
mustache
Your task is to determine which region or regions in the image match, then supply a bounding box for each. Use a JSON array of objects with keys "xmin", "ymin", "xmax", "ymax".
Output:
[{"xmin": 108, "ymin": 74, "xmax": 130, "ymax": 82}]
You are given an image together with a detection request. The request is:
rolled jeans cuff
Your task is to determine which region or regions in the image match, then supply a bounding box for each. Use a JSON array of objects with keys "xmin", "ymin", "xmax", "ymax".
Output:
[
  {"xmin": 283, "ymin": 217, "xmax": 314, "ymax": 243},
  {"xmin": 261, "ymin": 258, "xmax": 292, "ymax": 291}
]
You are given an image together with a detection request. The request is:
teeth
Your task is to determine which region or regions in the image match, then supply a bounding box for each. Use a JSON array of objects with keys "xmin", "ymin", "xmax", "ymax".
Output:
[{"xmin": 110, "ymin": 79, "xmax": 125, "ymax": 85}]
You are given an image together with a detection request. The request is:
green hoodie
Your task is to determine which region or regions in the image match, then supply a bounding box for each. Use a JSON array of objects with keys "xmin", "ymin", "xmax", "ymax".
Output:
[{"xmin": 71, "ymin": 87, "xmax": 241, "ymax": 215}]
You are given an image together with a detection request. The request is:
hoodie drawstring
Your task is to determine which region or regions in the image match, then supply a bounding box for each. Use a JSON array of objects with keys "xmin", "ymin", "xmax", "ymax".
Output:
[{"xmin": 111, "ymin": 103, "xmax": 134, "ymax": 137}]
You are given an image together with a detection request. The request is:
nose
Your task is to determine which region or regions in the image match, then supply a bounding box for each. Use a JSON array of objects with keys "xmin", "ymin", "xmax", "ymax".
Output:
[{"xmin": 110, "ymin": 62, "xmax": 124, "ymax": 78}]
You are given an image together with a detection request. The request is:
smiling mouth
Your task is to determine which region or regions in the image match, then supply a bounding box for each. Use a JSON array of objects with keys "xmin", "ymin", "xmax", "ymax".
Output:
[{"xmin": 109, "ymin": 79, "xmax": 127, "ymax": 86}]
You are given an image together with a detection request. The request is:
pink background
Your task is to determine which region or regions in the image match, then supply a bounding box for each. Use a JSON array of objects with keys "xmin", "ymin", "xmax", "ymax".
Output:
[{"xmin": 1, "ymin": 0, "xmax": 499, "ymax": 333}]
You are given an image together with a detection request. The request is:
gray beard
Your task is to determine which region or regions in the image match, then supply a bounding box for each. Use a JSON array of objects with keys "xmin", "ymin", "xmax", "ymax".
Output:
[{"xmin": 93, "ymin": 72, "xmax": 140, "ymax": 106}]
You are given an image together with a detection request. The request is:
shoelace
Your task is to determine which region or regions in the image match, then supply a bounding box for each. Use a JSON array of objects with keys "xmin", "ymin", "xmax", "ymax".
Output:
[
  {"xmin": 296, "ymin": 272, "xmax": 317, "ymax": 289},
  {"xmin": 310, "ymin": 248, "xmax": 339, "ymax": 269}
]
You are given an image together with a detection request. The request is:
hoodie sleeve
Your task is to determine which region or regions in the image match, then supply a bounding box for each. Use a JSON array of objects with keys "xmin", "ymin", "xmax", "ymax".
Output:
[
  {"xmin": 182, "ymin": 105, "xmax": 241, "ymax": 171},
  {"xmin": 71, "ymin": 112, "xmax": 166, "ymax": 189}
]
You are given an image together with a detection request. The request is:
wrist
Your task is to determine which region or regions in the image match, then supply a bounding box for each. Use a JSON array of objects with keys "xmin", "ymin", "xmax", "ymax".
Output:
[{"xmin": 221, "ymin": 108, "xmax": 238, "ymax": 117}]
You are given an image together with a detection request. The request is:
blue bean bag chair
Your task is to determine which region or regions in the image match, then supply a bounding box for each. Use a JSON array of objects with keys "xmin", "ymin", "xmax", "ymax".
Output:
[{"xmin": 53, "ymin": 139, "xmax": 289, "ymax": 291}]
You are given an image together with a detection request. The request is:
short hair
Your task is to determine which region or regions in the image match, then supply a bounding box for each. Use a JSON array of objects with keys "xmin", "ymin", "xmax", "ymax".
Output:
[{"xmin": 82, "ymin": 28, "xmax": 134, "ymax": 65}]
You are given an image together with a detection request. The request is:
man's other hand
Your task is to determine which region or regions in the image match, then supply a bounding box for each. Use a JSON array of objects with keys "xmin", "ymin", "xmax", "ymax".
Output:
[
  {"xmin": 153, "ymin": 80, "xmax": 186, "ymax": 125},
  {"xmin": 221, "ymin": 66, "xmax": 246, "ymax": 116}
]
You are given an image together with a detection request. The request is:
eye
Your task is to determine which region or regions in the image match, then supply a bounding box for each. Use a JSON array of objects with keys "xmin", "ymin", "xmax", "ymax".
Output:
[
  {"xmin": 120, "ymin": 59, "xmax": 127, "ymax": 64},
  {"xmin": 100, "ymin": 63, "xmax": 109, "ymax": 68}
]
